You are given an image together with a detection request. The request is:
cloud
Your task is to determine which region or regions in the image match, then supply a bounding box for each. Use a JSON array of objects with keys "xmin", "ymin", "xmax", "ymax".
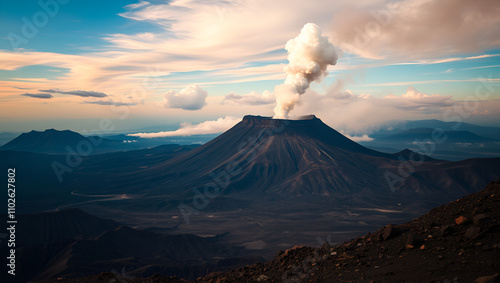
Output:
[
  {"xmin": 4, "ymin": 0, "xmax": 494, "ymax": 106},
  {"xmin": 163, "ymin": 85, "xmax": 207, "ymax": 110},
  {"xmin": 223, "ymin": 90, "xmax": 275, "ymax": 105},
  {"xmin": 330, "ymin": 0, "xmax": 500, "ymax": 59},
  {"xmin": 82, "ymin": 99, "xmax": 138, "ymax": 106},
  {"xmin": 40, "ymin": 89, "xmax": 108, "ymax": 97},
  {"xmin": 384, "ymin": 86, "xmax": 455, "ymax": 110},
  {"xmin": 125, "ymin": 1, "xmax": 150, "ymax": 10},
  {"xmin": 20, "ymin": 93, "xmax": 53, "ymax": 99},
  {"xmin": 129, "ymin": 116, "xmax": 241, "ymax": 138},
  {"xmin": 341, "ymin": 132, "xmax": 374, "ymax": 142},
  {"xmin": 294, "ymin": 85, "xmax": 457, "ymax": 133}
]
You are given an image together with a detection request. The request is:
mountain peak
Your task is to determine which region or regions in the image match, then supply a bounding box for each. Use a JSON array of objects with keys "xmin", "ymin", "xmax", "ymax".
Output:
[
  {"xmin": 242, "ymin": 114, "xmax": 318, "ymax": 121},
  {"xmin": 241, "ymin": 114, "xmax": 322, "ymax": 128}
]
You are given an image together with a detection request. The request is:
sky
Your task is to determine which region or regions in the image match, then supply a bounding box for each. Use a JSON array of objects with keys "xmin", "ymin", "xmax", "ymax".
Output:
[{"xmin": 0, "ymin": 0, "xmax": 499, "ymax": 136}]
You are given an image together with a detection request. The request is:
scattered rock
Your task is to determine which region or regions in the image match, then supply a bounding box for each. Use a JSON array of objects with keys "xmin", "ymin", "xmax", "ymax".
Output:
[
  {"xmin": 455, "ymin": 216, "xmax": 467, "ymax": 225},
  {"xmin": 382, "ymin": 225, "xmax": 397, "ymax": 241},
  {"xmin": 473, "ymin": 273, "xmax": 499, "ymax": 283},
  {"xmin": 465, "ymin": 226, "xmax": 482, "ymax": 239},
  {"xmin": 405, "ymin": 233, "xmax": 418, "ymax": 246}
]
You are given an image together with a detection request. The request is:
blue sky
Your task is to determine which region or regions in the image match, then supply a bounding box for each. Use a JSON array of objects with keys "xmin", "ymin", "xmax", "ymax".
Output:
[{"xmin": 0, "ymin": 0, "xmax": 499, "ymax": 134}]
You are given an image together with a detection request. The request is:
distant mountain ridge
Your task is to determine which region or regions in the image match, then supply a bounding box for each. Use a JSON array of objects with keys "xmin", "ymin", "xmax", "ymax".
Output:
[
  {"xmin": 0, "ymin": 128, "xmax": 126, "ymax": 154},
  {"xmin": 363, "ymin": 121, "xmax": 500, "ymax": 160},
  {"xmin": 0, "ymin": 128, "xmax": 214, "ymax": 154}
]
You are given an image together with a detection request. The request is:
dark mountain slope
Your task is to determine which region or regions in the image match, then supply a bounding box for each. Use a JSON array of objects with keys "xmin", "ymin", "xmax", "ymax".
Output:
[
  {"xmin": 67, "ymin": 115, "xmax": 500, "ymax": 206},
  {"xmin": 0, "ymin": 209, "xmax": 261, "ymax": 283},
  {"xmin": 1, "ymin": 129, "xmax": 87, "ymax": 153},
  {"xmin": 16, "ymin": 208, "xmax": 121, "ymax": 246},
  {"xmin": 37, "ymin": 181, "xmax": 500, "ymax": 282},
  {"xmin": 67, "ymin": 115, "xmax": 405, "ymax": 197},
  {"xmin": 196, "ymin": 180, "xmax": 500, "ymax": 282},
  {"xmin": 0, "ymin": 129, "xmax": 143, "ymax": 154}
]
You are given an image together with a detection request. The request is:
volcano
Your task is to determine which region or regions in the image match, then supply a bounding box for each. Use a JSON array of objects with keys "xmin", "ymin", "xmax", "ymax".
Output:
[
  {"xmin": 8, "ymin": 115, "xmax": 500, "ymax": 265},
  {"xmin": 71, "ymin": 115, "xmax": 500, "ymax": 206}
]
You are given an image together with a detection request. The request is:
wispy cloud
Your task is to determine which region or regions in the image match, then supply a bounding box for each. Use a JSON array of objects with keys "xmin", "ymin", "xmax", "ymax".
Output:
[
  {"xmin": 396, "ymin": 54, "xmax": 500, "ymax": 66},
  {"xmin": 124, "ymin": 0, "xmax": 150, "ymax": 10},
  {"xmin": 40, "ymin": 89, "xmax": 108, "ymax": 97},
  {"xmin": 458, "ymin": 64, "xmax": 500, "ymax": 71},
  {"xmin": 222, "ymin": 91, "xmax": 275, "ymax": 105},
  {"xmin": 20, "ymin": 93, "xmax": 53, "ymax": 99},
  {"xmin": 82, "ymin": 99, "xmax": 138, "ymax": 106},
  {"xmin": 362, "ymin": 78, "xmax": 500, "ymax": 87}
]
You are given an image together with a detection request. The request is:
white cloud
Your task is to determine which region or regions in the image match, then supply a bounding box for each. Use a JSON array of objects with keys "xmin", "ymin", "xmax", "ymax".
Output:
[
  {"xmin": 163, "ymin": 85, "xmax": 207, "ymax": 110},
  {"xmin": 330, "ymin": 0, "xmax": 500, "ymax": 59},
  {"xmin": 294, "ymin": 85, "xmax": 457, "ymax": 133},
  {"xmin": 223, "ymin": 90, "xmax": 275, "ymax": 105},
  {"xmin": 341, "ymin": 131, "xmax": 374, "ymax": 142},
  {"xmin": 129, "ymin": 116, "xmax": 241, "ymax": 138},
  {"xmin": 384, "ymin": 86, "xmax": 455, "ymax": 109},
  {"xmin": 125, "ymin": 1, "xmax": 150, "ymax": 10}
]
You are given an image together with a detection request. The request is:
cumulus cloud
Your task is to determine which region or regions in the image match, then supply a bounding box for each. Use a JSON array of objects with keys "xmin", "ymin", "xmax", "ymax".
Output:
[
  {"xmin": 40, "ymin": 89, "xmax": 108, "ymax": 98},
  {"xmin": 330, "ymin": 0, "xmax": 500, "ymax": 59},
  {"xmin": 82, "ymin": 99, "xmax": 138, "ymax": 106},
  {"xmin": 223, "ymin": 90, "xmax": 275, "ymax": 105},
  {"xmin": 20, "ymin": 93, "xmax": 53, "ymax": 99},
  {"xmin": 273, "ymin": 23, "xmax": 338, "ymax": 119},
  {"xmin": 163, "ymin": 85, "xmax": 207, "ymax": 110},
  {"xmin": 129, "ymin": 116, "xmax": 241, "ymax": 138}
]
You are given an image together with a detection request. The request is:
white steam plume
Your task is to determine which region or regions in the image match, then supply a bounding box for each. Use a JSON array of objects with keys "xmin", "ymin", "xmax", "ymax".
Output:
[
  {"xmin": 128, "ymin": 116, "xmax": 240, "ymax": 138},
  {"xmin": 273, "ymin": 23, "xmax": 338, "ymax": 119}
]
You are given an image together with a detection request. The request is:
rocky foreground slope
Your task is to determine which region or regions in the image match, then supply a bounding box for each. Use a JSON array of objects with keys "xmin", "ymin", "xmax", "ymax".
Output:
[
  {"xmin": 198, "ymin": 180, "xmax": 500, "ymax": 282},
  {"xmin": 43, "ymin": 180, "xmax": 500, "ymax": 282}
]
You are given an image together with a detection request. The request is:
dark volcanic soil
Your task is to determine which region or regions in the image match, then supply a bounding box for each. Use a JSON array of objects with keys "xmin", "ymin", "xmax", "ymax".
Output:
[
  {"xmin": 197, "ymin": 180, "xmax": 500, "ymax": 282},
  {"xmin": 34, "ymin": 180, "xmax": 500, "ymax": 283}
]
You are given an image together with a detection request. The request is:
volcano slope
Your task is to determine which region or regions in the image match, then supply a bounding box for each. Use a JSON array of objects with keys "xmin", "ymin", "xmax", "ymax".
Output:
[
  {"xmin": 41, "ymin": 116, "xmax": 500, "ymax": 258},
  {"xmin": 69, "ymin": 115, "xmax": 500, "ymax": 202},
  {"xmin": 196, "ymin": 180, "xmax": 500, "ymax": 282},
  {"xmin": 35, "ymin": 180, "xmax": 500, "ymax": 282},
  {"xmin": 48, "ymin": 115, "xmax": 500, "ymax": 258}
]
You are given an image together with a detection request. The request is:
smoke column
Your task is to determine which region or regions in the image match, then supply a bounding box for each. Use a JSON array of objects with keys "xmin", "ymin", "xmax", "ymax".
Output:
[{"xmin": 273, "ymin": 23, "xmax": 338, "ymax": 119}]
